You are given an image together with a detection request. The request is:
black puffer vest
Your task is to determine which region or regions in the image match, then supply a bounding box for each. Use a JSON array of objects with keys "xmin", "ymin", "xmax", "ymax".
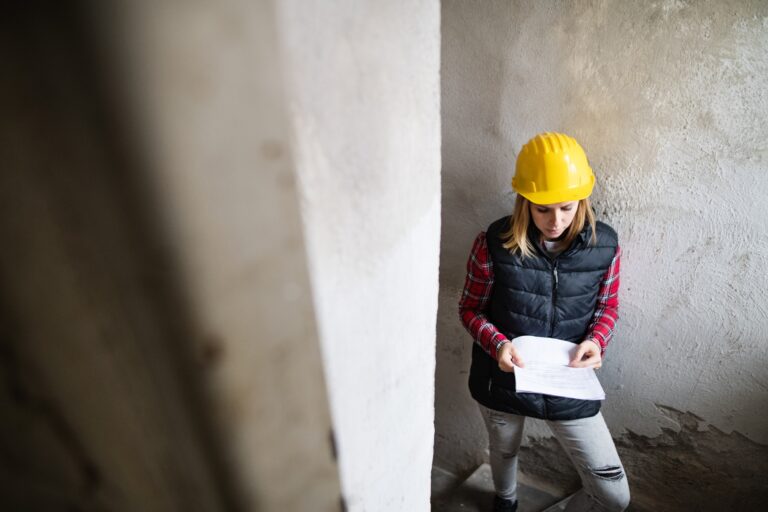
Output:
[{"xmin": 468, "ymin": 216, "xmax": 618, "ymax": 420}]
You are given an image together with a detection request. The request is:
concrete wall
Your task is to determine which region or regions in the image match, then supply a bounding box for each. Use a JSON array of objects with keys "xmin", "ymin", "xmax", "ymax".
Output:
[
  {"xmin": 277, "ymin": 1, "xmax": 441, "ymax": 511},
  {"xmin": 1, "ymin": 1, "xmax": 342, "ymax": 510},
  {"xmin": 437, "ymin": 1, "xmax": 768, "ymax": 510},
  {"xmin": 1, "ymin": 3, "xmax": 239, "ymax": 509},
  {"xmin": 106, "ymin": 1, "xmax": 347, "ymax": 510},
  {"xmin": 2, "ymin": 1, "xmax": 442, "ymax": 510}
]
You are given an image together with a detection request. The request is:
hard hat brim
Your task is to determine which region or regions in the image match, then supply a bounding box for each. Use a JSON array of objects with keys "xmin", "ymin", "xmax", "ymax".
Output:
[{"xmin": 515, "ymin": 181, "xmax": 595, "ymax": 205}]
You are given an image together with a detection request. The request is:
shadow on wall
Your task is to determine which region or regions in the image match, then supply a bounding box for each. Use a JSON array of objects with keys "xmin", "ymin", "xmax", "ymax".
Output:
[
  {"xmin": 0, "ymin": 3, "xmax": 241, "ymax": 510},
  {"xmin": 433, "ymin": 0, "xmax": 538, "ymax": 476}
]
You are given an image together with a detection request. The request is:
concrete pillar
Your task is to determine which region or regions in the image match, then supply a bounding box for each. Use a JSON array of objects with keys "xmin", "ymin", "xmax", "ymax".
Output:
[{"xmin": 278, "ymin": 1, "xmax": 442, "ymax": 510}]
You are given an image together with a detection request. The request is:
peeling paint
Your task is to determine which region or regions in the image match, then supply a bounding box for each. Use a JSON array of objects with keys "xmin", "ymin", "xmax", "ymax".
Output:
[{"xmin": 518, "ymin": 406, "xmax": 768, "ymax": 511}]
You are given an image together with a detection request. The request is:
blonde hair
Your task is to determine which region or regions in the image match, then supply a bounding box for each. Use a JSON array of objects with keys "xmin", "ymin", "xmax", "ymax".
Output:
[{"xmin": 501, "ymin": 196, "xmax": 597, "ymax": 258}]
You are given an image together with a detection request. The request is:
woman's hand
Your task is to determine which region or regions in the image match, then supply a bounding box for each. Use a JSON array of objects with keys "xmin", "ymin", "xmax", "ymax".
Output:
[
  {"xmin": 569, "ymin": 339, "xmax": 602, "ymax": 369},
  {"xmin": 497, "ymin": 342, "xmax": 525, "ymax": 373}
]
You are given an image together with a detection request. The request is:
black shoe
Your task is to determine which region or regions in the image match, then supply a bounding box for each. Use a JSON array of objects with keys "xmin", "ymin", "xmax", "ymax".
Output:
[{"xmin": 493, "ymin": 495, "xmax": 518, "ymax": 512}]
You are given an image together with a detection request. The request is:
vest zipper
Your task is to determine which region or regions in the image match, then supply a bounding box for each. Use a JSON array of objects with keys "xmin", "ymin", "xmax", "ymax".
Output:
[{"xmin": 549, "ymin": 261, "xmax": 559, "ymax": 337}]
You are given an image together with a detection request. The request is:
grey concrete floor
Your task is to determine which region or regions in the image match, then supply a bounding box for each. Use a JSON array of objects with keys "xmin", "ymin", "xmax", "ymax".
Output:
[{"xmin": 431, "ymin": 464, "xmax": 573, "ymax": 512}]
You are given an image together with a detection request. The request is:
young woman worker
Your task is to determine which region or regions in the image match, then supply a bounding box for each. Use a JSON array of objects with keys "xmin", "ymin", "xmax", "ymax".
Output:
[{"xmin": 458, "ymin": 132, "xmax": 630, "ymax": 512}]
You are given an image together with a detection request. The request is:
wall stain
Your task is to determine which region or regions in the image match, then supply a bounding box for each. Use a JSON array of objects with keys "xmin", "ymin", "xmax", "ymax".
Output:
[
  {"xmin": 329, "ymin": 428, "xmax": 338, "ymax": 461},
  {"xmin": 260, "ymin": 140, "xmax": 284, "ymax": 161},
  {"xmin": 199, "ymin": 335, "xmax": 225, "ymax": 367}
]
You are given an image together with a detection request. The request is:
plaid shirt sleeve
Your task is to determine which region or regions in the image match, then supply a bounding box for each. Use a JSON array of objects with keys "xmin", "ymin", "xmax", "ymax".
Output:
[
  {"xmin": 458, "ymin": 232, "xmax": 509, "ymax": 360},
  {"xmin": 585, "ymin": 245, "xmax": 621, "ymax": 354}
]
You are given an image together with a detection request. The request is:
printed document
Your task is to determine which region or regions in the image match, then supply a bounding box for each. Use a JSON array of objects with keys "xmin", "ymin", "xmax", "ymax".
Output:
[{"xmin": 511, "ymin": 336, "xmax": 605, "ymax": 400}]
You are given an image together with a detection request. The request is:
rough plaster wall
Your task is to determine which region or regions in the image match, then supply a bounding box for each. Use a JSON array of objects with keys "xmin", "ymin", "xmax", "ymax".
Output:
[
  {"xmin": 437, "ymin": 0, "xmax": 768, "ymax": 509},
  {"xmin": 96, "ymin": 1, "xmax": 343, "ymax": 510},
  {"xmin": 277, "ymin": 1, "xmax": 441, "ymax": 511}
]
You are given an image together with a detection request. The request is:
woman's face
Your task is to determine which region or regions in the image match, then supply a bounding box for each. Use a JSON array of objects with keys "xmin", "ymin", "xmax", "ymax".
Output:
[{"xmin": 529, "ymin": 200, "xmax": 579, "ymax": 240}]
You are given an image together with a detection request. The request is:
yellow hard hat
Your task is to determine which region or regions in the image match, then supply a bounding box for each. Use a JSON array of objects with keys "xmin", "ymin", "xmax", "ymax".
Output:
[{"xmin": 512, "ymin": 132, "xmax": 595, "ymax": 205}]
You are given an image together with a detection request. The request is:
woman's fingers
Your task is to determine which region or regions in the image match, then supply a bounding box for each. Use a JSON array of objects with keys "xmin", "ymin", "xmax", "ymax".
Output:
[
  {"xmin": 499, "ymin": 350, "xmax": 515, "ymax": 372},
  {"xmin": 571, "ymin": 353, "xmax": 601, "ymax": 368},
  {"xmin": 569, "ymin": 345, "xmax": 588, "ymax": 366},
  {"xmin": 570, "ymin": 341, "xmax": 601, "ymax": 368},
  {"xmin": 497, "ymin": 343, "xmax": 523, "ymax": 372},
  {"xmin": 510, "ymin": 347, "xmax": 525, "ymax": 368},
  {"xmin": 498, "ymin": 355, "xmax": 514, "ymax": 372},
  {"xmin": 500, "ymin": 341, "xmax": 602, "ymax": 370}
]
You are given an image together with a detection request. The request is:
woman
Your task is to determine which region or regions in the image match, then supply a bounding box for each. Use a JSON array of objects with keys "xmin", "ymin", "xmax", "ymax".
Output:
[{"xmin": 458, "ymin": 132, "xmax": 630, "ymax": 512}]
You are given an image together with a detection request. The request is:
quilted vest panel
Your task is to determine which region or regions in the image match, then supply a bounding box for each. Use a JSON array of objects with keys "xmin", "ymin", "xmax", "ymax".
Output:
[{"xmin": 468, "ymin": 216, "xmax": 618, "ymax": 420}]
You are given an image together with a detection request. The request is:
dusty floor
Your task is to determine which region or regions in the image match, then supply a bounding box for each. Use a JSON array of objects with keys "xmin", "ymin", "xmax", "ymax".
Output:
[{"xmin": 432, "ymin": 464, "xmax": 568, "ymax": 512}]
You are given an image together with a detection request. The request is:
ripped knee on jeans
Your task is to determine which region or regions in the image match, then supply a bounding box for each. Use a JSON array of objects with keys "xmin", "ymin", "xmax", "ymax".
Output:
[
  {"xmin": 587, "ymin": 465, "xmax": 625, "ymax": 481},
  {"xmin": 499, "ymin": 449, "xmax": 519, "ymax": 460}
]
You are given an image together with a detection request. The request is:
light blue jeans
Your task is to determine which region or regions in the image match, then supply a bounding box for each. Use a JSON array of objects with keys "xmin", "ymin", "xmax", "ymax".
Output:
[{"xmin": 479, "ymin": 405, "xmax": 630, "ymax": 512}]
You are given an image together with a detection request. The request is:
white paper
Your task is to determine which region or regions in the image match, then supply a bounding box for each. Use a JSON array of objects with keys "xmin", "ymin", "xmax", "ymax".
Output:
[{"xmin": 511, "ymin": 335, "xmax": 605, "ymax": 400}]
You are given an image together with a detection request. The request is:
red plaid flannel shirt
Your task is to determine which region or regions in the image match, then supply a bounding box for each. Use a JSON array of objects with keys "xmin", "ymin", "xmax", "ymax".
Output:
[{"xmin": 458, "ymin": 232, "xmax": 621, "ymax": 360}]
